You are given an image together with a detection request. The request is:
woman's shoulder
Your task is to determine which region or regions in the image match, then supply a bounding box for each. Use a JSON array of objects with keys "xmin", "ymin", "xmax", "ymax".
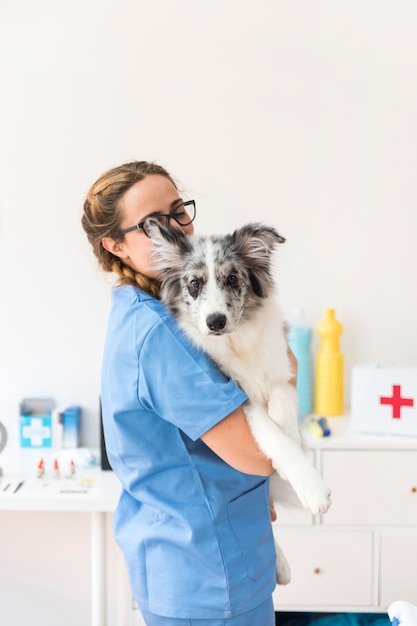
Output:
[
  {"xmin": 111, "ymin": 285, "xmax": 166, "ymax": 315},
  {"xmin": 109, "ymin": 285, "xmax": 179, "ymax": 336}
]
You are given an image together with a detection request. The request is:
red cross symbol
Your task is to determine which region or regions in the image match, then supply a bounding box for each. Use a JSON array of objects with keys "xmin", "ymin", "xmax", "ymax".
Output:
[{"xmin": 380, "ymin": 385, "xmax": 414, "ymax": 419}]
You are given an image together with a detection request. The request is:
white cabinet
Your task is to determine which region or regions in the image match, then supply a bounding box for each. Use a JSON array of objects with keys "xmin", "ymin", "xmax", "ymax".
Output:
[
  {"xmin": 273, "ymin": 529, "xmax": 373, "ymax": 608},
  {"xmin": 380, "ymin": 530, "xmax": 417, "ymax": 606},
  {"xmin": 322, "ymin": 450, "xmax": 417, "ymax": 526},
  {"xmin": 273, "ymin": 417, "xmax": 417, "ymax": 614}
]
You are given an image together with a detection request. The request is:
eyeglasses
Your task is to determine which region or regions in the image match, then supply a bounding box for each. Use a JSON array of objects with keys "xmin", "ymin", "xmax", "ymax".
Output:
[{"xmin": 119, "ymin": 200, "xmax": 196, "ymax": 238}]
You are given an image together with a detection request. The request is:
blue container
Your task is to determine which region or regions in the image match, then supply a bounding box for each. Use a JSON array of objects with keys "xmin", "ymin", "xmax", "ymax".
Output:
[
  {"xmin": 287, "ymin": 325, "xmax": 313, "ymax": 417},
  {"xmin": 62, "ymin": 405, "xmax": 81, "ymax": 448}
]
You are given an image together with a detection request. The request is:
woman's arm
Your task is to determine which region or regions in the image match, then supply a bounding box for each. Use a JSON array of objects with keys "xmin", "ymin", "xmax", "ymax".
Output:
[
  {"xmin": 200, "ymin": 404, "xmax": 274, "ymax": 476},
  {"xmin": 201, "ymin": 345, "xmax": 298, "ymax": 477}
]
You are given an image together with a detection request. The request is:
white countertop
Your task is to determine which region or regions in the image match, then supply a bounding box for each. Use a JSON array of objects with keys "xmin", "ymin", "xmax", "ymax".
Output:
[
  {"xmin": 0, "ymin": 469, "xmax": 121, "ymax": 512},
  {"xmin": 301, "ymin": 414, "xmax": 417, "ymax": 450}
]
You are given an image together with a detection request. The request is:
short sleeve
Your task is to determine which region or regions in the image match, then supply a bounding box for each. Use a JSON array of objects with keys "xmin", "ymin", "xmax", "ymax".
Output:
[{"xmin": 137, "ymin": 315, "xmax": 248, "ymax": 441}]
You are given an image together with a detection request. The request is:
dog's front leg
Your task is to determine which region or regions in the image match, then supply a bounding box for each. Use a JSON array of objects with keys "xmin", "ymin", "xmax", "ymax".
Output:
[
  {"xmin": 243, "ymin": 402, "xmax": 332, "ymax": 515},
  {"xmin": 267, "ymin": 383, "xmax": 301, "ymax": 447}
]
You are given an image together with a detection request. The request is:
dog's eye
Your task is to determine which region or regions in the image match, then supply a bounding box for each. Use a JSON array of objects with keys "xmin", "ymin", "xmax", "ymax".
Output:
[
  {"xmin": 227, "ymin": 274, "xmax": 238, "ymax": 286},
  {"xmin": 188, "ymin": 277, "xmax": 200, "ymax": 298}
]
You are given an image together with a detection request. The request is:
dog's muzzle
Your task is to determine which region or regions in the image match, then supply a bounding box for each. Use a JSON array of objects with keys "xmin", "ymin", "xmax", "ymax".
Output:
[{"xmin": 206, "ymin": 313, "xmax": 227, "ymax": 333}]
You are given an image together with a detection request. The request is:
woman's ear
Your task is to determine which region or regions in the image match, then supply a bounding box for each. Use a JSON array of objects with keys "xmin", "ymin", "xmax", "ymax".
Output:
[{"xmin": 101, "ymin": 237, "xmax": 128, "ymax": 259}]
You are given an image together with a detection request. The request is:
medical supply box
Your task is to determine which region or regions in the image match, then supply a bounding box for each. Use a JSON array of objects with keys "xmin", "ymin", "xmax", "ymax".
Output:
[
  {"xmin": 351, "ymin": 364, "xmax": 417, "ymax": 437},
  {"xmin": 19, "ymin": 398, "xmax": 55, "ymax": 448}
]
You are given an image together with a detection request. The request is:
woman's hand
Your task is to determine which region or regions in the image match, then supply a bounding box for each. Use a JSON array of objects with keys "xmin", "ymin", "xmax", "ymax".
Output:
[{"xmin": 287, "ymin": 345, "xmax": 298, "ymax": 387}]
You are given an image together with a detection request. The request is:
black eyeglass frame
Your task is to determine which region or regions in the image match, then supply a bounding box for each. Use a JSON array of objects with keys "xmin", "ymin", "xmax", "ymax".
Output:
[{"xmin": 119, "ymin": 200, "xmax": 196, "ymax": 237}]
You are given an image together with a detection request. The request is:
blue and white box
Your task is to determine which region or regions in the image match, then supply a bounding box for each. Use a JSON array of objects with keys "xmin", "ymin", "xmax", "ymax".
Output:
[{"xmin": 20, "ymin": 398, "xmax": 55, "ymax": 448}]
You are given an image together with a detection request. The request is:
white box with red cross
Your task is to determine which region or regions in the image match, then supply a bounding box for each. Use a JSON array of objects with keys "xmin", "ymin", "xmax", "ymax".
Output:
[{"xmin": 351, "ymin": 364, "xmax": 417, "ymax": 437}]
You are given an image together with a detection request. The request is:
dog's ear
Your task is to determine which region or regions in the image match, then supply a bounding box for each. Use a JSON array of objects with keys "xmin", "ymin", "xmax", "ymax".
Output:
[
  {"xmin": 232, "ymin": 223, "xmax": 285, "ymax": 253},
  {"xmin": 146, "ymin": 218, "xmax": 192, "ymax": 272},
  {"xmin": 231, "ymin": 223, "xmax": 285, "ymax": 298}
]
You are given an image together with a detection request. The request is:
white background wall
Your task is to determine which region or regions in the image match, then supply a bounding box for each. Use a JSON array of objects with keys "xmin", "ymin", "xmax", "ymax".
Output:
[
  {"xmin": 1, "ymin": 0, "xmax": 417, "ymax": 447},
  {"xmin": 0, "ymin": 1, "xmax": 417, "ymax": 624}
]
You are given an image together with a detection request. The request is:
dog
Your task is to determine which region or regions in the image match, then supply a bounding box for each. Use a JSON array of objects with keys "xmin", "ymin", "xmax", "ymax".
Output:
[{"xmin": 147, "ymin": 219, "xmax": 332, "ymax": 584}]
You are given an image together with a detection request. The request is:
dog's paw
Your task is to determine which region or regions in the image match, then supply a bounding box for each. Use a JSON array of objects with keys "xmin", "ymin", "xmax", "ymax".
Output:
[
  {"xmin": 291, "ymin": 469, "xmax": 332, "ymax": 516},
  {"xmin": 303, "ymin": 483, "xmax": 332, "ymax": 516},
  {"xmin": 275, "ymin": 541, "xmax": 291, "ymax": 586}
]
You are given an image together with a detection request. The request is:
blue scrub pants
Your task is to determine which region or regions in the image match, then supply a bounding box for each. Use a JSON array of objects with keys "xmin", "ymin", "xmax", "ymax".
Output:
[{"xmin": 140, "ymin": 596, "xmax": 275, "ymax": 626}]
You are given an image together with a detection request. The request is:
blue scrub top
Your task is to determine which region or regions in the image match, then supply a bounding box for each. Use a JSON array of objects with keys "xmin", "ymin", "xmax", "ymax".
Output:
[{"xmin": 101, "ymin": 285, "xmax": 276, "ymax": 619}]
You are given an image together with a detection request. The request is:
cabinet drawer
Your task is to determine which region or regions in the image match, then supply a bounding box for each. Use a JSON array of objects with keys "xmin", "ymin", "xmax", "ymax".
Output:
[
  {"xmin": 273, "ymin": 504, "xmax": 312, "ymax": 526},
  {"xmin": 272, "ymin": 529, "xmax": 373, "ymax": 607},
  {"xmin": 381, "ymin": 530, "xmax": 417, "ymax": 607},
  {"xmin": 322, "ymin": 450, "xmax": 417, "ymax": 525}
]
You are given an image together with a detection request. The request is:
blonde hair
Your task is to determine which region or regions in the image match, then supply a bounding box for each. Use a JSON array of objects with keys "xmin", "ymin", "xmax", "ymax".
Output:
[{"xmin": 81, "ymin": 161, "xmax": 177, "ymax": 297}]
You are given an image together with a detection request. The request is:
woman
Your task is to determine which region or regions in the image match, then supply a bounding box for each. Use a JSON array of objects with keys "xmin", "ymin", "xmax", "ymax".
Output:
[{"xmin": 82, "ymin": 161, "xmax": 285, "ymax": 626}]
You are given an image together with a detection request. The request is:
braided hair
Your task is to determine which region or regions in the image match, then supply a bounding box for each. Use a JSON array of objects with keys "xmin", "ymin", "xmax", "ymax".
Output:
[{"xmin": 81, "ymin": 161, "xmax": 177, "ymax": 298}]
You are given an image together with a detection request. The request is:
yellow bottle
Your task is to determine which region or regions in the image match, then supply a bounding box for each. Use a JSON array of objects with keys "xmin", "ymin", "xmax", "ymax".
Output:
[{"xmin": 315, "ymin": 308, "xmax": 344, "ymax": 416}]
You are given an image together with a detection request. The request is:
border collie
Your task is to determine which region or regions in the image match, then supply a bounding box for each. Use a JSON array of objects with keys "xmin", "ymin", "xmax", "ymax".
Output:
[{"xmin": 147, "ymin": 220, "xmax": 332, "ymax": 584}]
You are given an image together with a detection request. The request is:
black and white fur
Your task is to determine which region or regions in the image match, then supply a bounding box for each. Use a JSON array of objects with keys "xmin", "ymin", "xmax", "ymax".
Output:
[{"xmin": 147, "ymin": 220, "xmax": 332, "ymax": 585}]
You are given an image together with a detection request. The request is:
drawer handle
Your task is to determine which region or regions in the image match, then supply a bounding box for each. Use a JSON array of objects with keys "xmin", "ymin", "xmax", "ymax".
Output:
[
  {"xmin": 313, "ymin": 567, "xmax": 321, "ymax": 575},
  {"xmin": 412, "ymin": 486, "xmax": 417, "ymax": 493}
]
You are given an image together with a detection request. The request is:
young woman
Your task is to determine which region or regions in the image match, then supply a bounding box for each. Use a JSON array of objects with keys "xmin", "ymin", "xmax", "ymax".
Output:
[{"xmin": 82, "ymin": 161, "xmax": 289, "ymax": 626}]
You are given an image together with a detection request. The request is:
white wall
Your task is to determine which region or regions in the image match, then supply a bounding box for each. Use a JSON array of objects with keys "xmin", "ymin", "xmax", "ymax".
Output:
[
  {"xmin": 1, "ymin": 2, "xmax": 417, "ymax": 625},
  {"xmin": 1, "ymin": 0, "xmax": 417, "ymax": 448}
]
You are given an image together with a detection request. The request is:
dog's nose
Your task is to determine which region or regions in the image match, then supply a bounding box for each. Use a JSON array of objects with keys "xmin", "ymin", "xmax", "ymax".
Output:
[{"xmin": 206, "ymin": 313, "xmax": 227, "ymax": 332}]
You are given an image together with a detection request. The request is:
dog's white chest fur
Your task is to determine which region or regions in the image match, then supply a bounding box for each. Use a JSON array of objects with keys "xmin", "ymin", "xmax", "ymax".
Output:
[{"xmin": 183, "ymin": 296, "xmax": 291, "ymax": 408}]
